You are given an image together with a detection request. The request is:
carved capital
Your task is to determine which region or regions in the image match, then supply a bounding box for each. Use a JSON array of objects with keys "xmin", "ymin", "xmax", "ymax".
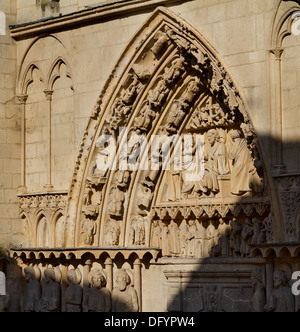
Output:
[
  {"xmin": 269, "ymin": 48, "xmax": 284, "ymax": 60},
  {"xmin": 16, "ymin": 94, "xmax": 28, "ymax": 104},
  {"xmin": 44, "ymin": 89, "xmax": 54, "ymax": 101}
]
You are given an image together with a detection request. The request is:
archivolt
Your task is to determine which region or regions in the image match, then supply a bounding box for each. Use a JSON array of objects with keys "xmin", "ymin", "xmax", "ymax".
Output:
[{"xmin": 64, "ymin": 7, "xmax": 278, "ymax": 248}]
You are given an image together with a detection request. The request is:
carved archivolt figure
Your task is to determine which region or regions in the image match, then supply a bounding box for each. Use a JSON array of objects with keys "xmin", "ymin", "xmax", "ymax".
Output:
[
  {"xmin": 112, "ymin": 270, "xmax": 139, "ymax": 312},
  {"xmin": 65, "ymin": 269, "xmax": 83, "ymax": 312},
  {"xmin": 265, "ymin": 270, "xmax": 295, "ymax": 312},
  {"xmin": 107, "ymin": 171, "xmax": 130, "ymax": 217},
  {"xmin": 80, "ymin": 217, "xmax": 97, "ymax": 246},
  {"xmin": 24, "ymin": 266, "xmax": 41, "ymax": 312},
  {"xmin": 83, "ymin": 269, "xmax": 111, "ymax": 312},
  {"xmin": 40, "ymin": 268, "xmax": 61, "ymax": 312},
  {"xmin": 104, "ymin": 219, "xmax": 121, "ymax": 246},
  {"xmin": 130, "ymin": 216, "xmax": 146, "ymax": 246}
]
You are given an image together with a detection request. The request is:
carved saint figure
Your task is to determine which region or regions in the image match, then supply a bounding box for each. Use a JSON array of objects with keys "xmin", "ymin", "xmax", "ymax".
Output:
[
  {"xmin": 104, "ymin": 219, "xmax": 121, "ymax": 246},
  {"xmin": 83, "ymin": 269, "xmax": 111, "ymax": 312},
  {"xmin": 168, "ymin": 221, "xmax": 181, "ymax": 257},
  {"xmin": 107, "ymin": 171, "xmax": 130, "ymax": 217},
  {"xmin": 151, "ymin": 220, "xmax": 162, "ymax": 248},
  {"xmin": 130, "ymin": 216, "xmax": 146, "ymax": 246},
  {"xmin": 196, "ymin": 129, "xmax": 229, "ymax": 196},
  {"xmin": 133, "ymin": 100, "xmax": 156, "ymax": 133},
  {"xmin": 265, "ymin": 270, "xmax": 295, "ymax": 312},
  {"xmin": 251, "ymin": 269, "xmax": 266, "ymax": 312},
  {"xmin": 40, "ymin": 268, "xmax": 61, "ymax": 312},
  {"xmin": 65, "ymin": 269, "xmax": 83, "ymax": 312},
  {"xmin": 240, "ymin": 218, "xmax": 253, "ymax": 257},
  {"xmin": 23, "ymin": 266, "xmax": 41, "ymax": 312},
  {"xmin": 112, "ymin": 270, "xmax": 139, "ymax": 312},
  {"xmin": 80, "ymin": 217, "xmax": 97, "ymax": 245},
  {"xmin": 229, "ymin": 218, "xmax": 242, "ymax": 256},
  {"xmin": 228, "ymin": 129, "xmax": 252, "ymax": 195},
  {"xmin": 217, "ymin": 218, "xmax": 231, "ymax": 256}
]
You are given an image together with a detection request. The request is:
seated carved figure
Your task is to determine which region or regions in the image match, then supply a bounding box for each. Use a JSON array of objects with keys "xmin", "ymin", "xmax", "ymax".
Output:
[
  {"xmin": 112, "ymin": 270, "xmax": 139, "ymax": 312},
  {"xmin": 83, "ymin": 269, "xmax": 111, "ymax": 312}
]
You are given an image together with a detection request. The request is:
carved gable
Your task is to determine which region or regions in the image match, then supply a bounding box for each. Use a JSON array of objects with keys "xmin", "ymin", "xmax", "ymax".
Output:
[{"xmin": 65, "ymin": 8, "xmax": 272, "ymax": 257}]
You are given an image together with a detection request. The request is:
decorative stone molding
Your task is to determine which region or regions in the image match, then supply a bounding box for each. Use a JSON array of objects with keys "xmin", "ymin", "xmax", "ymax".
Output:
[
  {"xmin": 19, "ymin": 192, "xmax": 68, "ymax": 248},
  {"xmin": 9, "ymin": 0, "xmax": 185, "ymax": 41},
  {"xmin": 273, "ymin": 174, "xmax": 300, "ymax": 242}
]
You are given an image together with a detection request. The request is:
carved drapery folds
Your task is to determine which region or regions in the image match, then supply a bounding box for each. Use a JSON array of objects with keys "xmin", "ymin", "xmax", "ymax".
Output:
[{"xmin": 66, "ymin": 8, "xmax": 272, "ymax": 257}]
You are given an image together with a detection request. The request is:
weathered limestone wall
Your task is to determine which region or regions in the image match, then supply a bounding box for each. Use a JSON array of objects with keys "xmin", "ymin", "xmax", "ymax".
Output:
[{"xmin": 0, "ymin": 0, "xmax": 21, "ymax": 248}]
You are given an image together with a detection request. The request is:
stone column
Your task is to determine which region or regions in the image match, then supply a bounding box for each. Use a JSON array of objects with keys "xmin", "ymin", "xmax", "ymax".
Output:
[
  {"xmin": 133, "ymin": 258, "xmax": 142, "ymax": 312},
  {"xmin": 104, "ymin": 257, "xmax": 113, "ymax": 292},
  {"xmin": 265, "ymin": 257, "xmax": 274, "ymax": 302},
  {"xmin": 44, "ymin": 90, "xmax": 54, "ymax": 191},
  {"xmin": 17, "ymin": 94, "xmax": 28, "ymax": 194},
  {"xmin": 269, "ymin": 48, "xmax": 286, "ymax": 175}
]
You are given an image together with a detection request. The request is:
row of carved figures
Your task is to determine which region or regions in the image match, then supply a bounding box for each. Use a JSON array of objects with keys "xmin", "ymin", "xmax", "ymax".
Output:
[
  {"xmin": 0, "ymin": 267, "xmax": 138, "ymax": 313},
  {"xmin": 151, "ymin": 214, "xmax": 273, "ymax": 258},
  {"xmin": 80, "ymin": 213, "xmax": 273, "ymax": 254}
]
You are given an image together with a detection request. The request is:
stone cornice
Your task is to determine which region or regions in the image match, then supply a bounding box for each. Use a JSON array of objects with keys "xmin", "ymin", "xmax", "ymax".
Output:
[
  {"xmin": 10, "ymin": 247, "xmax": 161, "ymax": 261},
  {"xmin": 9, "ymin": 0, "xmax": 183, "ymax": 41}
]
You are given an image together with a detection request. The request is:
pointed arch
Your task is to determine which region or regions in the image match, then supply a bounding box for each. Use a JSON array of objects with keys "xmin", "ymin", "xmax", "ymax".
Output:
[
  {"xmin": 46, "ymin": 57, "xmax": 73, "ymax": 91},
  {"xmin": 36, "ymin": 212, "xmax": 49, "ymax": 248},
  {"xmin": 19, "ymin": 63, "xmax": 45, "ymax": 96},
  {"xmin": 64, "ymin": 7, "xmax": 280, "ymax": 249}
]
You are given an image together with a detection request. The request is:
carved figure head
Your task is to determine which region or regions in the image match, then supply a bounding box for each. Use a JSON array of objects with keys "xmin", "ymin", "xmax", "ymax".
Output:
[
  {"xmin": 230, "ymin": 129, "xmax": 241, "ymax": 140},
  {"xmin": 88, "ymin": 269, "xmax": 106, "ymax": 289},
  {"xmin": 67, "ymin": 269, "xmax": 81, "ymax": 286},
  {"xmin": 24, "ymin": 266, "xmax": 36, "ymax": 281},
  {"xmin": 273, "ymin": 270, "xmax": 288, "ymax": 288},
  {"xmin": 44, "ymin": 268, "xmax": 56, "ymax": 283},
  {"xmin": 207, "ymin": 129, "xmax": 219, "ymax": 145},
  {"xmin": 115, "ymin": 270, "xmax": 131, "ymax": 292}
]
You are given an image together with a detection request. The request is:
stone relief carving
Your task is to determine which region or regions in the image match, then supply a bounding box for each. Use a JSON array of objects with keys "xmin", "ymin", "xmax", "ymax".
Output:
[
  {"xmin": 112, "ymin": 270, "xmax": 139, "ymax": 312},
  {"xmin": 24, "ymin": 266, "xmax": 41, "ymax": 312},
  {"xmin": 83, "ymin": 269, "xmax": 111, "ymax": 312},
  {"xmin": 265, "ymin": 270, "xmax": 295, "ymax": 312},
  {"xmin": 150, "ymin": 216, "xmax": 270, "ymax": 259},
  {"xmin": 65, "ymin": 269, "xmax": 83, "ymax": 312},
  {"xmin": 40, "ymin": 267, "xmax": 61, "ymax": 312},
  {"xmin": 251, "ymin": 268, "xmax": 266, "ymax": 313},
  {"xmin": 19, "ymin": 193, "xmax": 67, "ymax": 248},
  {"xmin": 12, "ymin": 7, "xmax": 299, "ymax": 313}
]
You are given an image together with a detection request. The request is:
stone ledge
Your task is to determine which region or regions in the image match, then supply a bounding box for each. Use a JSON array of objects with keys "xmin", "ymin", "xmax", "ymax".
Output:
[
  {"xmin": 10, "ymin": 247, "xmax": 161, "ymax": 261},
  {"xmin": 9, "ymin": 0, "xmax": 183, "ymax": 41}
]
